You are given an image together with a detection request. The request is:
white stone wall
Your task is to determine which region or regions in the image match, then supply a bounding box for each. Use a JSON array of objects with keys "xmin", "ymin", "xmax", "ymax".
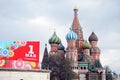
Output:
[{"xmin": 0, "ymin": 69, "xmax": 50, "ymax": 80}]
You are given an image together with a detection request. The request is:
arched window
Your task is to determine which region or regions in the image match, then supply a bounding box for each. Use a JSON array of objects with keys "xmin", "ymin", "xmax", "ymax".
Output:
[
  {"xmin": 81, "ymin": 67, "xmax": 83, "ymax": 70},
  {"xmin": 84, "ymin": 66, "xmax": 86, "ymax": 69},
  {"xmin": 77, "ymin": 67, "xmax": 78, "ymax": 69}
]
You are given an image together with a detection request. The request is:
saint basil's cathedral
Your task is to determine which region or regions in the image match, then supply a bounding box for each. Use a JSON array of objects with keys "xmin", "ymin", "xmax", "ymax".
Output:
[{"xmin": 42, "ymin": 7, "xmax": 106, "ymax": 80}]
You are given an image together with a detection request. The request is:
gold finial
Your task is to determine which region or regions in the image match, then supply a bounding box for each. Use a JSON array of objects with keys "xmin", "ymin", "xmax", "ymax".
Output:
[
  {"xmin": 74, "ymin": 5, "xmax": 78, "ymax": 9},
  {"xmin": 74, "ymin": 5, "xmax": 78, "ymax": 11}
]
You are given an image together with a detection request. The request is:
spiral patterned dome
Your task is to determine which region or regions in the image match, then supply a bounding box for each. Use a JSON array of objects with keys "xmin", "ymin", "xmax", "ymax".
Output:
[
  {"xmin": 82, "ymin": 40, "xmax": 91, "ymax": 49},
  {"xmin": 49, "ymin": 31, "xmax": 61, "ymax": 44},
  {"xmin": 58, "ymin": 43, "xmax": 65, "ymax": 50},
  {"xmin": 89, "ymin": 32, "xmax": 98, "ymax": 42},
  {"xmin": 66, "ymin": 29, "xmax": 77, "ymax": 40}
]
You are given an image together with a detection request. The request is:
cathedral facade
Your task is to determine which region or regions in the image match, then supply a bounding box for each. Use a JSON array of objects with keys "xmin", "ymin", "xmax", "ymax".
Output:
[{"xmin": 42, "ymin": 7, "xmax": 106, "ymax": 80}]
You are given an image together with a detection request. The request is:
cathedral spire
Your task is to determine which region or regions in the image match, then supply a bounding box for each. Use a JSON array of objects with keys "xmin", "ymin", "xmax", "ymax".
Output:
[
  {"xmin": 72, "ymin": 6, "xmax": 81, "ymax": 28},
  {"xmin": 71, "ymin": 6, "xmax": 83, "ymax": 41},
  {"xmin": 71, "ymin": 6, "xmax": 84, "ymax": 49},
  {"xmin": 41, "ymin": 44, "xmax": 49, "ymax": 69}
]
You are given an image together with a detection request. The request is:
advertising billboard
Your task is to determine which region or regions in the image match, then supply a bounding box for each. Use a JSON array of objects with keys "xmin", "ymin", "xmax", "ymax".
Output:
[{"xmin": 0, "ymin": 41, "xmax": 40, "ymax": 69}]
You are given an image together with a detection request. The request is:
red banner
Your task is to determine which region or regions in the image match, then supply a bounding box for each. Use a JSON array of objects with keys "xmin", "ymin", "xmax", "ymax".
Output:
[{"xmin": 0, "ymin": 41, "xmax": 40, "ymax": 69}]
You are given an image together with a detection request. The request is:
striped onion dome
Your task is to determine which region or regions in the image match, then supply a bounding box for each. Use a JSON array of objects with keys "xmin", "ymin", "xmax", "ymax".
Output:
[
  {"xmin": 82, "ymin": 40, "xmax": 91, "ymax": 49},
  {"xmin": 58, "ymin": 43, "xmax": 65, "ymax": 50},
  {"xmin": 49, "ymin": 31, "xmax": 61, "ymax": 44},
  {"xmin": 66, "ymin": 29, "xmax": 77, "ymax": 40}
]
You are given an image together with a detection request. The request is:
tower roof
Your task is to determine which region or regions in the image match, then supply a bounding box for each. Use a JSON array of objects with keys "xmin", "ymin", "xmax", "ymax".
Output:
[
  {"xmin": 88, "ymin": 32, "xmax": 98, "ymax": 42},
  {"xmin": 58, "ymin": 43, "xmax": 65, "ymax": 50},
  {"xmin": 94, "ymin": 60, "xmax": 103, "ymax": 68},
  {"xmin": 44, "ymin": 44, "xmax": 48, "ymax": 56},
  {"xmin": 72, "ymin": 7, "xmax": 82, "ymax": 29},
  {"xmin": 49, "ymin": 31, "xmax": 61, "ymax": 44},
  {"xmin": 82, "ymin": 40, "xmax": 91, "ymax": 49},
  {"xmin": 41, "ymin": 44, "xmax": 49, "ymax": 69},
  {"xmin": 42, "ymin": 44, "xmax": 49, "ymax": 61}
]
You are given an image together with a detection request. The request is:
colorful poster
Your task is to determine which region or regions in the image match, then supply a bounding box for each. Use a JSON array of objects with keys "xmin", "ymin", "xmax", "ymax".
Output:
[{"xmin": 0, "ymin": 41, "xmax": 40, "ymax": 69}]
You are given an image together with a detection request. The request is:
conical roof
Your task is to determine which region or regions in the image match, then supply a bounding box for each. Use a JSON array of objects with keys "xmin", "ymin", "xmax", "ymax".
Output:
[
  {"xmin": 41, "ymin": 44, "xmax": 49, "ymax": 69},
  {"xmin": 72, "ymin": 6, "xmax": 82, "ymax": 29},
  {"xmin": 94, "ymin": 60, "xmax": 103, "ymax": 68}
]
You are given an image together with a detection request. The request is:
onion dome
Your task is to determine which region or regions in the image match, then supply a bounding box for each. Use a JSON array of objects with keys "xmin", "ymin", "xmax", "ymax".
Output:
[
  {"xmin": 88, "ymin": 32, "xmax": 98, "ymax": 42},
  {"xmin": 82, "ymin": 40, "xmax": 91, "ymax": 49},
  {"xmin": 58, "ymin": 43, "xmax": 65, "ymax": 50},
  {"xmin": 66, "ymin": 29, "xmax": 77, "ymax": 40},
  {"xmin": 49, "ymin": 31, "xmax": 61, "ymax": 44}
]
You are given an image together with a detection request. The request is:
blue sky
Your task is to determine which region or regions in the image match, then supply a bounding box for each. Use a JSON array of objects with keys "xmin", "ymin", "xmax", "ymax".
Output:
[{"xmin": 0, "ymin": 0, "xmax": 120, "ymax": 73}]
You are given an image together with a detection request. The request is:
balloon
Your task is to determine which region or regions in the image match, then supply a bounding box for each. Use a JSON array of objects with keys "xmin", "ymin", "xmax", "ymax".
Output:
[
  {"xmin": 24, "ymin": 63, "xmax": 32, "ymax": 69},
  {"xmin": 21, "ymin": 41, "xmax": 26, "ymax": 46},
  {"xmin": 10, "ymin": 46, "xmax": 16, "ymax": 51},
  {"xmin": 13, "ymin": 59, "xmax": 25, "ymax": 69},
  {"xmin": 1, "ymin": 49, "xmax": 9, "ymax": 57},
  {"xmin": 13, "ymin": 43, "xmax": 19, "ymax": 49},
  {"xmin": 16, "ymin": 41, "xmax": 21, "ymax": 46},
  {"xmin": 0, "ymin": 60, "xmax": 5, "ymax": 67},
  {"xmin": 30, "ymin": 62, "xmax": 36, "ymax": 68},
  {"xmin": 9, "ymin": 51, "xmax": 14, "ymax": 57}
]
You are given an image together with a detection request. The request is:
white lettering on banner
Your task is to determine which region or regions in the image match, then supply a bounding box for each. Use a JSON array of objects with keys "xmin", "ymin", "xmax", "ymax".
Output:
[
  {"xmin": 28, "ymin": 45, "xmax": 34, "ymax": 54},
  {"xmin": 25, "ymin": 45, "xmax": 36, "ymax": 58}
]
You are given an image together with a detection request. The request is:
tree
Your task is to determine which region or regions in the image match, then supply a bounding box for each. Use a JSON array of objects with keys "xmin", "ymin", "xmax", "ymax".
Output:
[
  {"xmin": 49, "ymin": 53, "xmax": 75, "ymax": 80},
  {"xmin": 104, "ymin": 66, "xmax": 113, "ymax": 80},
  {"xmin": 112, "ymin": 71, "xmax": 118, "ymax": 80}
]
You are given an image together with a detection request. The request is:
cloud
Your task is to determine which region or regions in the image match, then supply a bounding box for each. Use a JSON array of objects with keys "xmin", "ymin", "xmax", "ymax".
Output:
[
  {"xmin": 0, "ymin": 0, "xmax": 120, "ymax": 73},
  {"xmin": 101, "ymin": 49, "xmax": 120, "ymax": 73},
  {"xmin": 16, "ymin": 16, "xmax": 58, "ymax": 27}
]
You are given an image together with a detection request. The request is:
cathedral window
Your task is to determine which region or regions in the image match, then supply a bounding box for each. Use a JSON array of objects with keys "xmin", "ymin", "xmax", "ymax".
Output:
[
  {"xmin": 77, "ymin": 67, "xmax": 78, "ymax": 69},
  {"xmin": 84, "ymin": 67, "xmax": 86, "ymax": 70},
  {"xmin": 81, "ymin": 67, "xmax": 83, "ymax": 70}
]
